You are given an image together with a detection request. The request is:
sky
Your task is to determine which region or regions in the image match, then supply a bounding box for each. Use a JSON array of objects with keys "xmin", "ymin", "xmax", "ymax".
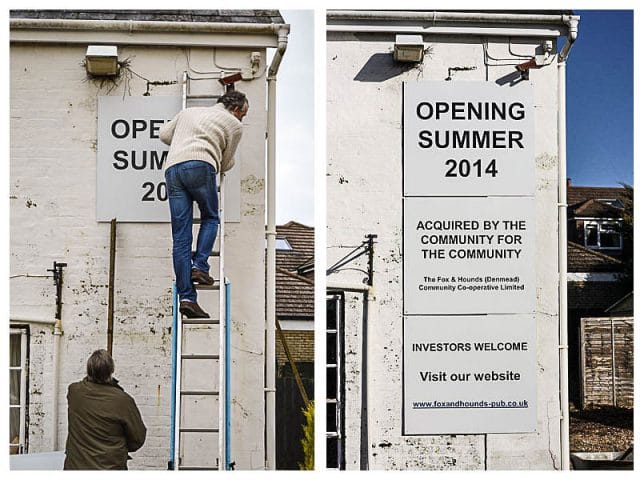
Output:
[
  {"xmin": 565, "ymin": 10, "xmax": 634, "ymax": 187},
  {"xmin": 273, "ymin": 10, "xmax": 314, "ymax": 226}
]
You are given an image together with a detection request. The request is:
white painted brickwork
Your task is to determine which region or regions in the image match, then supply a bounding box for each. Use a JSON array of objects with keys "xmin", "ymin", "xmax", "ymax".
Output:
[
  {"xmin": 328, "ymin": 34, "xmax": 561, "ymax": 469},
  {"xmin": 11, "ymin": 43, "xmax": 267, "ymax": 469}
]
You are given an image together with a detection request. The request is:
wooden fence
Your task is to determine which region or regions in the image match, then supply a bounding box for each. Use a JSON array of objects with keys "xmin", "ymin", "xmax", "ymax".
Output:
[{"xmin": 580, "ymin": 316, "xmax": 634, "ymax": 408}]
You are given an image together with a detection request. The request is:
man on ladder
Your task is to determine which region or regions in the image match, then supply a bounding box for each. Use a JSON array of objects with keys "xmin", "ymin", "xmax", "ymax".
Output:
[{"xmin": 160, "ymin": 91, "xmax": 248, "ymax": 318}]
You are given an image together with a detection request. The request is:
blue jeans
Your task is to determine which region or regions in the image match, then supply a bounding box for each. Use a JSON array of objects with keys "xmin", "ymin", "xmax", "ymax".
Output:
[{"xmin": 165, "ymin": 161, "xmax": 219, "ymax": 303}]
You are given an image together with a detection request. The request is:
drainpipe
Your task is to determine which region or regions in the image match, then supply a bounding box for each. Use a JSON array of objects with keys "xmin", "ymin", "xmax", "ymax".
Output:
[
  {"xmin": 557, "ymin": 14, "xmax": 579, "ymax": 471},
  {"xmin": 47, "ymin": 261, "xmax": 67, "ymax": 452},
  {"xmin": 52, "ymin": 319, "xmax": 63, "ymax": 451},
  {"xmin": 265, "ymin": 24, "xmax": 289, "ymax": 471}
]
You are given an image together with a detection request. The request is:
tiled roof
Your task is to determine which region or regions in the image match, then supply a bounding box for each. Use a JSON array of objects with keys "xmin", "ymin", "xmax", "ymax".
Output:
[
  {"xmin": 569, "ymin": 199, "xmax": 622, "ymax": 218},
  {"xmin": 276, "ymin": 221, "xmax": 314, "ymax": 274},
  {"xmin": 567, "ymin": 185, "xmax": 627, "ymax": 206},
  {"xmin": 567, "ymin": 241, "xmax": 624, "ymax": 273},
  {"xmin": 568, "ymin": 281, "xmax": 630, "ymax": 312},
  {"xmin": 276, "ymin": 268, "xmax": 314, "ymax": 319},
  {"xmin": 605, "ymin": 292, "xmax": 633, "ymax": 315},
  {"xmin": 275, "ymin": 222, "xmax": 314, "ymax": 320},
  {"xmin": 10, "ymin": 10, "xmax": 285, "ymax": 24}
]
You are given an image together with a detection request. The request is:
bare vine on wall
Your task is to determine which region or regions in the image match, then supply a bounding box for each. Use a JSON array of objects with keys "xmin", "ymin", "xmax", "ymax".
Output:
[{"xmin": 81, "ymin": 56, "xmax": 176, "ymax": 96}]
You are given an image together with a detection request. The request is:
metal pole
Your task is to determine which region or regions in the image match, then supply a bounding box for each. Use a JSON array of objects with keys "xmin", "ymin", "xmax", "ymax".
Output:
[
  {"xmin": 107, "ymin": 218, "xmax": 116, "ymax": 355},
  {"xmin": 360, "ymin": 290, "xmax": 369, "ymax": 470}
]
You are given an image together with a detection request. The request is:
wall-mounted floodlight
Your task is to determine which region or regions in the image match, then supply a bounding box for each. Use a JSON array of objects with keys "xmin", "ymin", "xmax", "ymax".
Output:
[
  {"xmin": 393, "ymin": 35, "xmax": 425, "ymax": 63},
  {"xmin": 85, "ymin": 45, "xmax": 119, "ymax": 76}
]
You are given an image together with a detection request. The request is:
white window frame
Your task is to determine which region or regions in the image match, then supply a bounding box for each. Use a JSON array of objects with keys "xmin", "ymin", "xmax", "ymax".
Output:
[
  {"xmin": 10, "ymin": 327, "xmax": 28, "ymax": 454},
  {"xmin": 583, "ymin": 219, "xmax": 623, "ymax": 250}
]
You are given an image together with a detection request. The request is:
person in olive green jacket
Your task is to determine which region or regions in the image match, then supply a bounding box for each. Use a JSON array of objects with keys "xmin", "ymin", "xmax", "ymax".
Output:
[{"xmin": 64, "ymin": 349, "xmax": 146, "ymax": 470}]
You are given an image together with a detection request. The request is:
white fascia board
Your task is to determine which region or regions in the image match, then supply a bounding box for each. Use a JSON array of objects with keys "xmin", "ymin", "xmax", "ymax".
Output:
[
  {"xmin": 278, "ymin": 320, "xmax": 314, "ymax": 331},
  {"xmin": 572, "ymin": 217, "xmax": 623, "ymax": 221},
  {"xmin": 567, "ymin": 272, "xmax": 619, "ymax": 282}
]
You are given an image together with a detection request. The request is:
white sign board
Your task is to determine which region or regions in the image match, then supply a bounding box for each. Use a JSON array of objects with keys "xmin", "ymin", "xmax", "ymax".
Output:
[
  {"xmin": 403, "ymin": 314, "xmax": 536, "ymax": 434},
  {"xmin": 403, "ymin": 82, "xmax": 534, "ymax": 197},
  {"xmin": 97, "ymin": 96, "xmax": 241, "ymax": 222},
  {"xmin": 403, "ymin": 196, "xmax": 536, "ymax": 315}
]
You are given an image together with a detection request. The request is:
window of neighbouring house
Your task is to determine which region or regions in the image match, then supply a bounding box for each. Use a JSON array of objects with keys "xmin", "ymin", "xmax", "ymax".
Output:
[
  {"xmin": 584, "ymin": 221, "xmax": 623, "ymax": 250},
  {"xmin": 276, "ymin": 237, "xmax": 293, "ymax": 251},
  {"xmin": 10, "ymin": 327, "xmax": 29, "ymax": 454},
  {"xmin": 598, "ymin": 199, "xmax": 624, "ymax": 209}
]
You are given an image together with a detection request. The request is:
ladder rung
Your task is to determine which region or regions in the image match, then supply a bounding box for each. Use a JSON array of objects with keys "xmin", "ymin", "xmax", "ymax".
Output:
[
  {"xmin": 181, "ymin": 354, "xmax": 220, "ymax": 360},
  {"xmin": 179, "ymin": 466, "xmax": 220, "ymax": 471},
  {"xmin": 327, "ymin": 364, "xmax": 337, "ymax": 368},
  {"xmin": 193, "ymin": 280, "xmax": 220, "ymax": 290},
  {"xmin": 180, "ymin": 390, "xmax": 219, "ymax": 396},
  {"xmin": 326, "ymin": 399, "xmax": 337, "ymax": 404},
  {"xmin": 186, "ymin": 94, "xmax": 220, "ymax": 99},
  {"xmin": 179, "ymin": 427, "xmax": 220, "ymax": 433},
  {"xmin": 327, "ymin": 432, "xmax": 339, "ymax": 438},
  {"xmin": 194, "ymin": 284, "xmax": 220, "ymax": 291},
  {"xmin": 327, "ymin": 329, "xmax": 338, "ymax": 334},
  {"xmin": 181, "ymin": 318, "xmax": 220, "ymax": 325},
  {"xmin": 191, "ymin": 251, "xmax": 221, "ymax": 257},
  {"xmin": 193, "ymin": 218, "xmax": 222, "ymax": 224}
]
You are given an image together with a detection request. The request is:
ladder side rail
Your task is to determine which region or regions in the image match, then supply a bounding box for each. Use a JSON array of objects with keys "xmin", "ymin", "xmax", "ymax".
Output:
[
  {"xmin": 173, "ymin": 286, "xmax": 184, "ymax": 469},
  {"xmin": 225, "ymin": 280, "xmax": 232, "ymax": 469},
  {"xmin": 182, "ymin": 71, "xmax": 188, "ymax": 110},
  {"xmin": 169, "ymin": 283, "xmax": 178, "ymax": 469},
  {"xmin": 217, "ymin": 172, "xmax": 226, "ymax": 469}
]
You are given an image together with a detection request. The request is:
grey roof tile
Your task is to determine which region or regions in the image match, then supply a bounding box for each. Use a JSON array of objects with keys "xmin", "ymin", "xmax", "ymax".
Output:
[{"xmin": 10, "ymin": 9, "xmax": 285, "ymax": 24}]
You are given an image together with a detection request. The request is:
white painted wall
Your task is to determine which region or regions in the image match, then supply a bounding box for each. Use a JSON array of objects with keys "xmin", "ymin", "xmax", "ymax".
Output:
[
  {"xmin": 327, "ymin": 32, "xmax": 561, "ymax": 470},
  {"xmin": 10, "ymin": 41, "xmax": 269, "ymax": 469}
]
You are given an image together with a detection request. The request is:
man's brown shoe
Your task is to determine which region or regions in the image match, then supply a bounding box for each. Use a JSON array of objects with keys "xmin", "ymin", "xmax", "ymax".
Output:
[
  {"xmin": 179, "ymin": 300, "xmax": 209, "ymax": 319},
  {"xmin": 191, "ymin": 268, "xmax": 214, "ymax": 285}
]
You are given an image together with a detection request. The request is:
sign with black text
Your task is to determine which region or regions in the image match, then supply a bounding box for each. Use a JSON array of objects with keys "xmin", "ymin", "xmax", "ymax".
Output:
[
  {"xmin": 97, "ymin": 96, "xmax": 241, "ymax": 222},
  {"xmin": 403, "ymin": 314, "xmax": 536, "ymax": 434},
  {"xmin": 403, "ymin": 196, "xmax": 535, "ymax": 315},
  {"xmin": 403, "ymin": 82, "xmax": 534, "ymax": 197}
]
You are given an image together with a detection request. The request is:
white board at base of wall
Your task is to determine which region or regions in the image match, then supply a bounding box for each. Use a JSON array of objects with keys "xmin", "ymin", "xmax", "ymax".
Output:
[
  {"xmin": 403, "ymin": 314, "xmax": 537, "ymax": 434},
  {"xmin": 97, "ymin": 96, "xmax": 241, "ymax": 223}
]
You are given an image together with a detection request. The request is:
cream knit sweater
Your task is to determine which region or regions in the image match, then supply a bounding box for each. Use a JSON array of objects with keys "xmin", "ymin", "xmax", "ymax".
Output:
[{"xmin": 159, "ymin": 103, "xmax": 243, "ymax": 173}]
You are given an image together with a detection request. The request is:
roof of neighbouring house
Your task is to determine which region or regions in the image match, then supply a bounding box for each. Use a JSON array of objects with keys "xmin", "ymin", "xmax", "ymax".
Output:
[
  {"xmin": 276, "ymin": 221, "xmax": 314, "ymax": 273},
  {"xmin": 275, "ymin": 222, "xmax": 314, "ymax": 320},
  {"xmin": 568, "ymin": 281, "xmax": 631, "ymax": 313},
  {"xmin": 567, "ymin": 241, "xmax": 624, "ymax": 273},
  {"xmin": 567, "ymin": 184, "xmax": 629, "ymax": 207},
  {"xmin": 605, "ymin": 292, "xmax": 633, "ymax": 315},
  {"xmin": 569, "ymin": 198, "xmax": 623, "ymax": 218},
  {"xmin": 9, "ymin": 10, "xmax": 285, "ymax": 24}
]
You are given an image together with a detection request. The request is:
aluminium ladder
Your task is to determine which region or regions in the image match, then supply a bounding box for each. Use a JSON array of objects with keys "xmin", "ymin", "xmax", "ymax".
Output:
[{"xmin": 169, "ymin": 72, "xmax": 231, "ymax": 470}]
